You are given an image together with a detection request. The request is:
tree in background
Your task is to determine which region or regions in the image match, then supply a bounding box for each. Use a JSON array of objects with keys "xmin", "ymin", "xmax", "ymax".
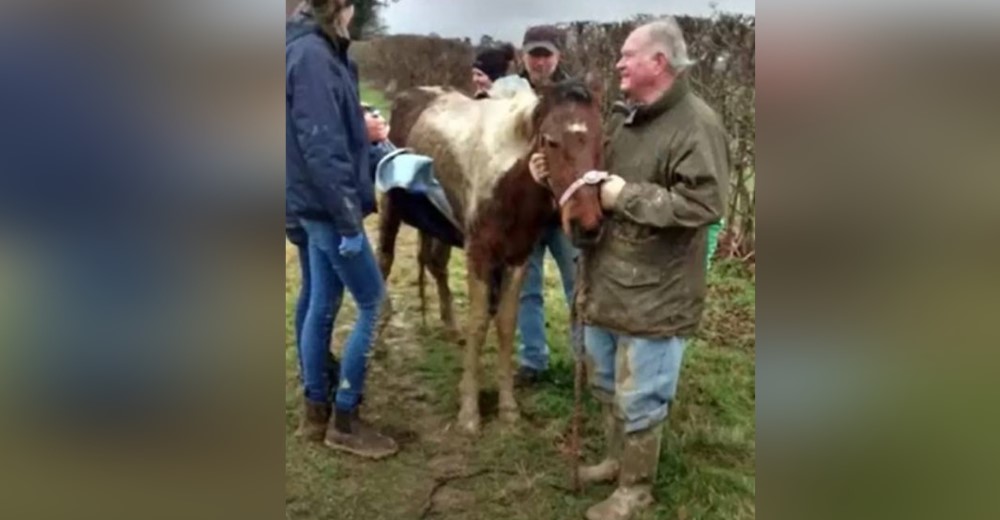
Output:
[
  {"xmin": 478, "ymin": 34, "xmax": 496, "ymax": 48},
  {"xmin": 350, "ymin": 0, "xmax": 400, "ymax": 40},
  {"xmin": 286, "ymin": 0, "xmax": 396, "ymax": 36}
]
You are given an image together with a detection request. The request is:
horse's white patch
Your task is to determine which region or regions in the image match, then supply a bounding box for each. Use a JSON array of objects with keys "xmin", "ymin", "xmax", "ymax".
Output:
[
  {"xmin": 567, "ymin": 122, "xmax": 588, "ymax": 134},
  {"xmin": 416, "ymin": 89, "xmax": 539, "ymax": 224},
  {"xmin": 417, "ymin": 86, "xmax": 448, "ymax": 96}
]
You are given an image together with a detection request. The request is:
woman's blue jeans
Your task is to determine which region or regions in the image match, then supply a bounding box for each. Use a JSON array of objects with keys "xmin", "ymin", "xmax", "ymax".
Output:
[{"xmin": 298, "ymin": 219, "xmax": 384, "ymax": 412}]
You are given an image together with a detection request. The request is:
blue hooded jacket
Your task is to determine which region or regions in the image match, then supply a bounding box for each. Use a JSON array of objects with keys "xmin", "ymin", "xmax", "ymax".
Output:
[{"xmin": 286, "ymin": 13, "xmax": 375, "ymax": 237}]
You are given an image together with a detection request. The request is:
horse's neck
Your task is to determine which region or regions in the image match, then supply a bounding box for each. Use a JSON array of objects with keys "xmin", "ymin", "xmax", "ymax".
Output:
[
  {"xmin": 462, "ymin": 112, "xmax": 536, "ymax": 224},
  {"xmin": 503, "ymin": 151, "xmax": 551, "ymax": 216},
  {"xmin": 472, "ymin": 152, "xmax": 555, "ymax": 266}
]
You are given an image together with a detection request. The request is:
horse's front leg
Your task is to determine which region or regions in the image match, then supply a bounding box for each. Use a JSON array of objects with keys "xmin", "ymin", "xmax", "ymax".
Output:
[
  {"xmin": 457, "ymin": 266, "xmax": 491, "ymax": 435},
  {"xmin": 495, "ymin": 264, "xmax": 526, "ymax": 425}
]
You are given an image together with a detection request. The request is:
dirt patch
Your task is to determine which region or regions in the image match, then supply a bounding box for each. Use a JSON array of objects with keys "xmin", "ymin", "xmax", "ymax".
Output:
[
  {"xmin": 427, "ymin": 454, "xmax": 470, "ymax": 478},
  {"xmin": 428, "ymin": 486, "xmax": 476, "ymax": 514}
]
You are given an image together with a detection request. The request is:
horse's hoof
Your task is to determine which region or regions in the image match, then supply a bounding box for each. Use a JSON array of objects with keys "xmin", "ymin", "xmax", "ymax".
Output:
[
  {"xmin": 445, "ymin": 328, "xmax": 465, "ymax": 345},
  {"xmin": 457, "ymin": 409, "xmax": 481, "ymax": 436},
  {"xmin": 499, "ymin": 406, "xmax": 520, "ymax": 425}
]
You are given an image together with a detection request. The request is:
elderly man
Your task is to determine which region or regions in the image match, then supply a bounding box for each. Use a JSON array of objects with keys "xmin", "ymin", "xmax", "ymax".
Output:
[
  {"xmin": 530, "ymin": 18, "xmax": 728, "ymax": 520},
  {"xmin": 514, "ymin": 25, "xmax": 578, "ymax": 386}
]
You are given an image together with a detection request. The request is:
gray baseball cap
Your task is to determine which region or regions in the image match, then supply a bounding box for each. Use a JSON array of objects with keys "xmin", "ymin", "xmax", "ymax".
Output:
[{"xmin": 522, "ymin": 25, "xmax": 565, "ymax": 54}]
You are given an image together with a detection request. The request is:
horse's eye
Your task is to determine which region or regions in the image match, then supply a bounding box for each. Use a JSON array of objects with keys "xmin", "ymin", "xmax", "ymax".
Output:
[{"xmin": 544, "ymin": 136, "xmax": 560, "ymax": 148}]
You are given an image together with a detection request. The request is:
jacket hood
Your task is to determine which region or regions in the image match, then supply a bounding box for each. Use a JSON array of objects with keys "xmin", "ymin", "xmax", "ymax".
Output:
[
  {"xmin": 287, "ymin": 8, "xmax": 351, "ymax": 52},
  {"xmin": 286, "ymin": 10, "xmax": 319, "ymax": 45}
]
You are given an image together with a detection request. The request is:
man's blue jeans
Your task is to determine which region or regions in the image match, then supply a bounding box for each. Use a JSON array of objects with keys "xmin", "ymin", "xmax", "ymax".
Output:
[
  {"xmin": 517, "ymin": 223, "xmax": 578, "ymax": 372},
  {"xmin": 299, "ymin": 219, "xmax": 384, "ymax": 412},
  {"xmin": 584, "ymin": 326, "xmax": 687, "ymax": 433}
]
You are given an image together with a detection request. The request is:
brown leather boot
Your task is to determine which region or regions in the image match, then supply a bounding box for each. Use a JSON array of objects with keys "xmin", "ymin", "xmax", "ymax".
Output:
[
  {"xmin": 324, "ymin": 408, "xmax": 399, "ymax": 460},
  {"xmin": 585, "ymin": 424, "xmax": 662, "ymax": 520},
  {"xmin": 578, "ymin": 403, "xmax": 623, "ymax": 485},
  {"xmin": 295, "ymin": 399, "xmax": 331, "ymax": 443}
]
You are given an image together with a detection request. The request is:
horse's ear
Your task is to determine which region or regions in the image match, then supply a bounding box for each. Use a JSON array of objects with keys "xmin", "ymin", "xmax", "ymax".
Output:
[{"xmin": 585, "ymin": 72, "xmax": 605, "ymax": 105}]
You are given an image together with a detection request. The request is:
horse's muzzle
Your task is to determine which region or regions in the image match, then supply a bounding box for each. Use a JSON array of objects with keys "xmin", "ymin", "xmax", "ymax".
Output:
[{"xmin": 570, "ymin": 221, "xmax": 604, "ymax": 248}]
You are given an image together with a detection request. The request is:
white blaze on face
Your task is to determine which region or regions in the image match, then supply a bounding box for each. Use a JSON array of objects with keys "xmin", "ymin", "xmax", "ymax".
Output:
[{"xmin": 566, "ymin": 122, "xmax": 588, "ymax": 134}]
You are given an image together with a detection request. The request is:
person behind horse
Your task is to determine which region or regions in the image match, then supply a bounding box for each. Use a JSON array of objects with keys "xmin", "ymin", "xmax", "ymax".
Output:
[
  {"xmin": 513, "ymin": 25, "xmax": 579, "ymax": 386},
  {"xmin": 363, "ymin": 102, "xmax": 395, "ymax": 176},
  {"xmin": 286, "ymin": 0, "xmax": 397, "ymax": 460},
  {"xmin": 529, "ymin": 18, "xmax": 729, "ymax": 520},
  {"xmin": 471, "ymin": 43, "xmax": 516, "ymax": 99}
]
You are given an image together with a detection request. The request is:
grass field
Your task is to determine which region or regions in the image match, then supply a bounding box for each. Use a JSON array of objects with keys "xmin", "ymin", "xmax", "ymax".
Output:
[{"xmin": 284, "ymin": 85, "xmax": 755, "ymax": 519}]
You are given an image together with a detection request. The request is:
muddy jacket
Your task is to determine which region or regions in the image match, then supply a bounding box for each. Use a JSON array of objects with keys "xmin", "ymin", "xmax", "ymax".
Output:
[{"xmin": 579, "ymin": 77, "xmax": 729, "ymax": 338}]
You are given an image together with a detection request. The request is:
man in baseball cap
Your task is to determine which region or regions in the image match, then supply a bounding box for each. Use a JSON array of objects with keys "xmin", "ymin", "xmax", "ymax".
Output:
[
  {"xmin": 519, "ymin": 25, "xmax": 570, "ymax": 88},
  {"xmin": 512, "ymin": 23, "xmax": 577, "ymax": 389}
]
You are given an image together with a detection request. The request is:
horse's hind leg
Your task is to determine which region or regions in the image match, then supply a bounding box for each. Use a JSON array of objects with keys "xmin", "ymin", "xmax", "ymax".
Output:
[
  {"xmin": 375, "ymin": 193, "xmax": 401, "ymax": 343},
  {"xmin": 416, "ymin": 232, "xmax": 433, "ymax": 327},
  {"xmin": 425, "ymin": 238, "xmax": 458, "ymax": 341},
  {"xmin": 495, "ymin": 265, "xmax": 526, "ymax": 425},
  {"xmin": 376, "ymin": 193, "xmax": 401, "ymax": 280}
]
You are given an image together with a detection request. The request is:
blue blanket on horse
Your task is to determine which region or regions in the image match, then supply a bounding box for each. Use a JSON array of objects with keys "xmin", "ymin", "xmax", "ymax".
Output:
[{"xmin": 375, "ymin": 148, "xmax": 464, "ymax": 248}]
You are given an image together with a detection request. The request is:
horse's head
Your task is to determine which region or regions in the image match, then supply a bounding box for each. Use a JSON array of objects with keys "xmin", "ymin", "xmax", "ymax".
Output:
[{"xmin": 532, "ymin": 76, "xmax": 606, "ymax": 247}]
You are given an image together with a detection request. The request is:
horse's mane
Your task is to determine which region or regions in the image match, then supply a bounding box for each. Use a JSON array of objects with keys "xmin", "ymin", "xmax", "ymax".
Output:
[
  {"xmin": 481, "ymin": 78, "xmax": 598, "ymax": 176},
  {"xmin": 547, "ymin": 78, "xmax": 595, "ymax": 104},
  {"xmin": 491, "ymin": 90, "xmax": 540, "ymax": 146}
]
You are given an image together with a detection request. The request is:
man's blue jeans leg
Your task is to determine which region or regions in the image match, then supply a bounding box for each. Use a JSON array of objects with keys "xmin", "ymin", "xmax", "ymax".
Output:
[
  {"xmin": 584, "ymin": 326, "xmax": 687, "ymax": 433},
  {"xmin": 299, "ymin": 219, "xmax": 385, "ymax": 411},
  {"xmin": 517, "ymin": 223, "xmax": 578, "ymax": 372}
]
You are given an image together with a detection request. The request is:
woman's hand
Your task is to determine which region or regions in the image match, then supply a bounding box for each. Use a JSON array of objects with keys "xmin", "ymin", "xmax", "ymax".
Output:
[{"xmin": 364, "ymin": 110, "xmax": 389, "ymax": 142}]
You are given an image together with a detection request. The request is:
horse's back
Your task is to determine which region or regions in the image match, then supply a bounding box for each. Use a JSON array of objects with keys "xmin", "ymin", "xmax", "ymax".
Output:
[
  {"xmin": 389, "ymin": 85, "xmax": 541, "ymax": 227},
  {"xmin": 388, "ymin": 86, "xmax": 468, "ymax": 147}
]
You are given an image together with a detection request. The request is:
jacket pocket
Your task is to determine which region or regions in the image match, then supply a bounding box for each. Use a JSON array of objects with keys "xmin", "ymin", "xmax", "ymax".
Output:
[{"xmin": 603, "ymin": 257, "xmax": 663, "ymax": 288}]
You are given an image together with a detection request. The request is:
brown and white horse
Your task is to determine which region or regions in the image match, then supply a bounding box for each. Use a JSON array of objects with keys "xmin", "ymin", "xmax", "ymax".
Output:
[{"xmin": 378, "ymin": 78, "xmax": 605, "ymax": 434}]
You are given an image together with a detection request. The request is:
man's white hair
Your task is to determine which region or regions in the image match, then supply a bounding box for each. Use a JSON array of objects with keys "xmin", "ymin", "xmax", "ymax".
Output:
[{"xmin": 642, "ymin": 16, "xmax": 695, "ymax": 73}]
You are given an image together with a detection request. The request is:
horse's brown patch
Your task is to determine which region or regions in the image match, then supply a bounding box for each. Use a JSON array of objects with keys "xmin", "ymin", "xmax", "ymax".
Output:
[
  {"xmin": 387, "ymin": 87, "xmax": 444, "ymax": 147},
  {"xmin": 466, "ymin": 157, "xmax": 554, "ymax": 280}
]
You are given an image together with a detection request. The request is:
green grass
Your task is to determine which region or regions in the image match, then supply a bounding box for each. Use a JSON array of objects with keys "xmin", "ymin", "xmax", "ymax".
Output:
[
  {"xmin": 284, "ymin": 88, "xmax": 755, "ymax": 519},
  {"xmin": 360, "ymin": 83, "xmax": 391, "ymax": 114}
]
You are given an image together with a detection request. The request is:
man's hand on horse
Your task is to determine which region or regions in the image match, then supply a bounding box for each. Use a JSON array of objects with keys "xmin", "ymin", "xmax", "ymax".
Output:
[
  {"xmin": 599, "ymin": 174, "xmax": 627, "ymax": 210},
  {"xmin": 528, "ymin": 153, "xmax": 550, "ymax": 184}
]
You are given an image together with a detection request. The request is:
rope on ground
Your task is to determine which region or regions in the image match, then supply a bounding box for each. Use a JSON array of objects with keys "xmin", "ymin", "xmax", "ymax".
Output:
[{"xmin": 569, "ymin": 255, "xmax": 588, "ymax": 494}]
